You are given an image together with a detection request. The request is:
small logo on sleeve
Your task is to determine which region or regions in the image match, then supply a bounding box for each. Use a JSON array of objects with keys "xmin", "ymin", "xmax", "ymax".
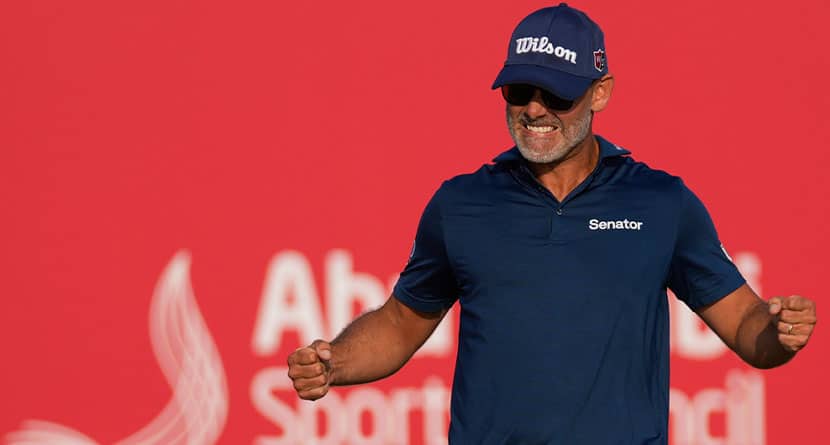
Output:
[{"xmin": 588, "ymin": 218, "xmax": 643, "ymax": 231}]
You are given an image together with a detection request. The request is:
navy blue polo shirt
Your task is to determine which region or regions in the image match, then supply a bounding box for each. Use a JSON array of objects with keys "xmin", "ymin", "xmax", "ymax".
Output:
[{"xmin": 393, "ymin": 135, "xmax": 745, "ymax": 444}]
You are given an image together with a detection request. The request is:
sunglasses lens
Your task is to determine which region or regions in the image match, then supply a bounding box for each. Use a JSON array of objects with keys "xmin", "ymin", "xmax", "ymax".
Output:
[
  {"xmin": 501, "ymin": 84, "xmax": 535, "ymax": 106},
  {"xmin": 541, "ymin": 91, "xmax": 574, "ymax": 111},
  {"xmin": 501, "ymin": 84, "xmax": 575, "ymax": 111}
]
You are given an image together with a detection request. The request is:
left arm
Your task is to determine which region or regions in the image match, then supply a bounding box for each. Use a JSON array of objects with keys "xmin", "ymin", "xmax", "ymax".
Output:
[{"xmin": 696, "ymin": 283, "xmax": 817, "ymax": 369}]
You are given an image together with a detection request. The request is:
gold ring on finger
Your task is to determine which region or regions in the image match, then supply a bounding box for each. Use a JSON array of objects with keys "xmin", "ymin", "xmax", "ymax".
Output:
[{"xmin": 787, "ymin": 323, "xmax": 794, "ymax": 335}]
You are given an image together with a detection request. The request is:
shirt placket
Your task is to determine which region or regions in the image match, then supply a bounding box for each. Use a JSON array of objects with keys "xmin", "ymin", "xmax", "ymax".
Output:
[{"xmin": 514, "ymin": 161, "xmax": 606, "ymax": 241}]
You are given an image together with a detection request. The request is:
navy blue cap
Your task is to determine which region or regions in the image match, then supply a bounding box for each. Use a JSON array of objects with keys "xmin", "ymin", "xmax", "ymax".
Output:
[{"xmin": 492, "ymin": 3, "xmax": 608, "ymax": 101}]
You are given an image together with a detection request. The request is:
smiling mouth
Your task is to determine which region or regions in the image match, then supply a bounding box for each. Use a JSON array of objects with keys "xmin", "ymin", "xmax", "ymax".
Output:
[{"xmin": 524, "ymin": 123, "xmax": 559, "ymax": 134}]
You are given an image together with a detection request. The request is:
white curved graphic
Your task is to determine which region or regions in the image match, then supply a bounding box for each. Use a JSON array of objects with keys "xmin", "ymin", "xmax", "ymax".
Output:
[{"xmin": 5, "ymin": 251, "xmax": 229, "ymax": 445}]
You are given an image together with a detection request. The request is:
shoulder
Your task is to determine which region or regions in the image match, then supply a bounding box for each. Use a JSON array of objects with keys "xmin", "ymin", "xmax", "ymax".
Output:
[
  {"xmin": 610, "ymin": 156, "xmax": 682, "ymax": 189},
  {"xmin": 602, "ymin": 159, "xmax": 688, "ymax": 211},
  {"xmin": 435, "ymin": 158, "xmax": 512, "ymax": 203},
  {"xmin": 596, "ymin": 137, "xmax": 693, "ymax": 212}
]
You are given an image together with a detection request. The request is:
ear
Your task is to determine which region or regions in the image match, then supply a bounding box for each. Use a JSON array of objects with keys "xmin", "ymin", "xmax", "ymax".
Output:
[{"xmin": 590, "ymin": 74, "xmax": 614, "ymax": 112}]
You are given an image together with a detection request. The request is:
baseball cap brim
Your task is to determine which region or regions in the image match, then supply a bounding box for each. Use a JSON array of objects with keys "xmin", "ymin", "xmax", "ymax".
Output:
[{"xmin": 492, "ymin": 64, "xmax": 595, "ymax": 101}]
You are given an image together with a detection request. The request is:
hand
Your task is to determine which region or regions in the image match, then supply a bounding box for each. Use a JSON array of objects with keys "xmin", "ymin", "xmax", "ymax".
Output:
[
  {"xmin": 768, "ymin": 295, "xmax": 817, "ymax": 353},
  {"xmin": 287, "ymin": 339, "xmax": 333, "ymax": 401}
]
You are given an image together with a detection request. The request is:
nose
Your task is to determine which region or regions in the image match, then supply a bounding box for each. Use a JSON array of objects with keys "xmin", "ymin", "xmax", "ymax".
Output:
[{"xmin": 524, "ymin": 89, "xmax": 548, "ymax": 118}]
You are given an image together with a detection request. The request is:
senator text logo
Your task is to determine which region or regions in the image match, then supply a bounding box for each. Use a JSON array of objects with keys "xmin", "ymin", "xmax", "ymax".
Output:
[
  {"xmin": 588, "ymin": 218, "xmax": 643, "ymax": 230},
  {"xmin": 515, "ymin": 36, "xmax": 577, "ymax": 64}
]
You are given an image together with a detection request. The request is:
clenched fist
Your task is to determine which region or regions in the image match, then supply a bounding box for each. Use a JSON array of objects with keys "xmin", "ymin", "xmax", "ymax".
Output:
[
  {"xmin": 287, "ymin": 340, "xmax": 333, "ymax": 401},
  {"xmin": 768, "ymin": 295, "xmax": 817, "ymax": 352}
]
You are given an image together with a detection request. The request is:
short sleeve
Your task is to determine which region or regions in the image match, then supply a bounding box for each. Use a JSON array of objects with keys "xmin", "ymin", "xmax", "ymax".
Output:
[
  {"xmin": 667, "ymin": 183, "xmax": 745, "ymax": 310},
  {"xmin": 393, "ymin": 185, "xmax": 459, "ymax": 312}
]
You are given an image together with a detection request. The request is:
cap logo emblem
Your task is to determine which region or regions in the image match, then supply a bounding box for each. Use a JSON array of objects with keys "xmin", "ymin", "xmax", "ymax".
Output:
[
  {"xmin": 593, "ymin": 49, "xmax": 606, "ymax": 72},
  {"xmin": 515, "ymin": 36, "xmax": 577, "ymax": 64}
]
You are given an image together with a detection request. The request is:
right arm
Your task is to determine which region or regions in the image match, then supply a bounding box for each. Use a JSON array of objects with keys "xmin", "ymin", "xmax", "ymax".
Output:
[
  {"xmin": 289, "ymin": 185, "xmax": 456, "ymax": 401},
  {"xmin": 287, "ymin": 295, "xmax": 447, "ymax": 401}
]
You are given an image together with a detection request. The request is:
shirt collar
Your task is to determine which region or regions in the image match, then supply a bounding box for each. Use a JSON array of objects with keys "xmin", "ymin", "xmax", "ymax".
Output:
[{"xmin": 492, "ymin": 135, "xmax": 631, "ymax": 164}]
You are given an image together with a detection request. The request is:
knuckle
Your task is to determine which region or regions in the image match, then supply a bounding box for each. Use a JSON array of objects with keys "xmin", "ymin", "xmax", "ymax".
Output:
[
  {"xmin": 303, "ymin": 376, "xmax": 322, "ymax": 389},
  {"xmin": 300, "ymin": 350, "xmax": 319, "ymax": 364},
  {"xmin": 293, "ymin": 375, "xmax": 328, "ymax": 393},
  {"xmin": 312, "ymin": 374, "xmax": 328, "ymax": 387},
  {"xmin": 294, "ymin": 366, "xmax": 308, "ymax": 378},
  {"xmin": 293, "ymin": 378, "xmax": 311, "ymax": 391},
  {"xmin": 291, "ymin": 365, "xmax": 310, "ymax": 379},
  {"xmin": 300, "ymin": 386, "xmax": 327, "ymax": 401},
  {"xmin": 309, "ymin": 364, "xmax": 325, "ymax": 377},
  {"xmin": 313, "ymin": 386, "xmax": 329, "ymax": 398}
]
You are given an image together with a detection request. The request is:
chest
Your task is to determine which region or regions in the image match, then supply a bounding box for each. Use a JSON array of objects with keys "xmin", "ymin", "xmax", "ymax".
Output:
[{"xmin": 442, "ymin": 192, "xmax": 678, "ymax": 300}]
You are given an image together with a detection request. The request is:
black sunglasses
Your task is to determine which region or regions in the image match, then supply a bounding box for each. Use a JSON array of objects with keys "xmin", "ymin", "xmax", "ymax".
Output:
[{"xmin": 501, "ymin": 84, "xmax": 575, "ymax": 112}]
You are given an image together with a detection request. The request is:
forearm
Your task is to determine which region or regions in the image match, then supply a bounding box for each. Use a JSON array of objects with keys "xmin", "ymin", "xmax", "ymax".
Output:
[
  {"xmin": 734, "ymin": 301, "xmax": 795, "ymax": 369},
  {"xmin": 327, "ymin": 297, "xmax": 444, "ymax": 386}
]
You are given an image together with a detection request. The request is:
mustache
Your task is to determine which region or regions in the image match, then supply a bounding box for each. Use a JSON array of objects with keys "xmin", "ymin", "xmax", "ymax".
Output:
[{"xmin": 518, "ymin": 114, "xmax": 561, "ymax": 128}]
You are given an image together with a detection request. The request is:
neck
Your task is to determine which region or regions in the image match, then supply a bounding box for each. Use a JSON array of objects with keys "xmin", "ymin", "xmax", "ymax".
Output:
[{"xmin": 526, "ymin": 134, "xmax": 599, "ymax": 201}]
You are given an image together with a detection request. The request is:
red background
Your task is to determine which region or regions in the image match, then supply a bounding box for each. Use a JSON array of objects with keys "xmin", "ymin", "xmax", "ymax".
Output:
[{"xmin": 1, "ymin": 0, "xmax": 828, "ymax": 443}]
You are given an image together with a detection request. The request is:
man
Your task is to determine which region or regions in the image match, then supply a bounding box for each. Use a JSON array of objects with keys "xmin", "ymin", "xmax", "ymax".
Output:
[{"xmin": 287, "ymin": 3, "xmax": 817, "ymax": 443}]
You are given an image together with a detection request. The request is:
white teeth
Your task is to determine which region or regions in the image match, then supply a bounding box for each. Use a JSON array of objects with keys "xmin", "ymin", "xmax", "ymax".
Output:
[{"xmin": 526, "ymin": 125, "xmax": 556, "ymax": 133}]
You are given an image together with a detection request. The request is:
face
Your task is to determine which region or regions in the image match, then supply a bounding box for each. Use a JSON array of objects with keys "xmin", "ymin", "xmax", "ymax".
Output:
[{"xmin": 506, "ymin": 85, "xmax": 594, "ymax": 164}]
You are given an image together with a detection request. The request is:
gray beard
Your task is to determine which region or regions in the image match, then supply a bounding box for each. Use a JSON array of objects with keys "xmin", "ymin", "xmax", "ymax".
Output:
[{"xmin": 508, "ymin": 108, "xmax": 593, "ymax": 164}]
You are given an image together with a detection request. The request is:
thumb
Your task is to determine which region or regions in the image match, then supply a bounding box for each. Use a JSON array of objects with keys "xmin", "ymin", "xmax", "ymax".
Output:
[
  {"xmin": 768, "ymin": 297, "xmax": 783, "ymax": 315},
  {"xmin": 311, "ymin": 339, "xmax": 332, "ymax": 361}
]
